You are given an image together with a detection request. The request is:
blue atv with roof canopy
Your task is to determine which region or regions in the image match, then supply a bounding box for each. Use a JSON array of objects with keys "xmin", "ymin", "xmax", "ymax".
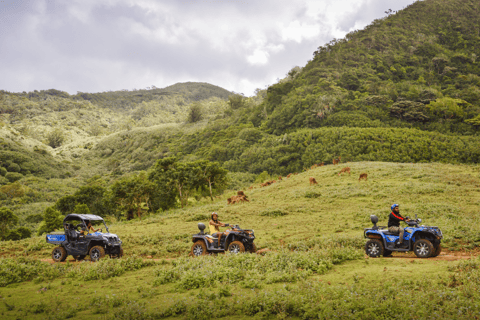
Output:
[
  {"xmin": 46, "ymin": 214, "xmax": 123, "ymax": 262},
  {"xmin": 364, "ymin": 215, "xmax": 443, "ymax": 258}
]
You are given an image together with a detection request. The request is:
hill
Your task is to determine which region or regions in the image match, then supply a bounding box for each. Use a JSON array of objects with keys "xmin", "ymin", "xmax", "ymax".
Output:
[
  {"xmin": 85, "ymin": 0, "xmax": 480, "ymax": 177},
  {"xmin": 3, "ymin": 0, "xmax": 480, "ymax": 238},
  {"xmin": 258, "ymin": 0, "xmax": 480, "ymax": 135},
  {"xmin": 0, "ymin": 162, "xmax": 479, "ymax": 318}
]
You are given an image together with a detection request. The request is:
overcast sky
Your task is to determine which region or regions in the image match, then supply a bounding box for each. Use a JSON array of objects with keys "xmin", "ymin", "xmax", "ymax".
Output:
[{"xmin": 0, "ymin": 0, "xmax": 418, "ymax": 96}]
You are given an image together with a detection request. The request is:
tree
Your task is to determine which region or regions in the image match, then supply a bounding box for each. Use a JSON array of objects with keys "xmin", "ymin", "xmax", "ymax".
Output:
[
  {"xmin": 74, "ymin": 203, "xmax": 91, "ymax": 214},
  {"xmin": 0, "ymin": 208, "xmax": 18, "ymax": 240},
  {"xmin": 0, "ymin": 181, "xmax": 26, "ymax": 198},
  {"xmin": 390, "ymin": 101, "xmax": 430, "ymax": 122},
  {"xmin": 56, "ymin": 195, "xmax": 77, "ymax": 215},
  {"xmin": 199, "ymin": 161, "xmax": 228, "ymax": 201},
  {"xmin": 228, "ymin": 94, "xmax": 246, "ymax": 110},
  {"xmin": 187, "ymin": 103, "xmax": 203, "ymax": 123},
  {"xmin": 37, "ymin": 207, "xmax": 63, "ymax": 235},
  {"xmin": 107, "ymin": 172, "xmax": 156, "ymax": 220},
  {"xmin": 427, "ymin": 97, "xmax": 468, "ymax": 120},
  {"xmin": 46, "ymin": 128, "xmax": 65, "ymax": 148},
  {"xmin": 149, "ymin": 157, "xmax": 204, "ymax": 208}
]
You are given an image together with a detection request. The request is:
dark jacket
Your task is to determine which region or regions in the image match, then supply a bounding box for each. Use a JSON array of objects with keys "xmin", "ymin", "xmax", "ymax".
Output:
[{"xmin": 388, "ymin": 211, "xmax": 405, "ymax": 228}]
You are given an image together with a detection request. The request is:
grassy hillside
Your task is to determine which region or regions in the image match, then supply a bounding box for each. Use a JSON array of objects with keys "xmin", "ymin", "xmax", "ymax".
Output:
[
  {"xmin": 259, "ymin": 0, "xmax": 480, "ymax": 135},
  {"xmin": 1, "ymin": 162, "xmax": 479, "ymax": 319}
]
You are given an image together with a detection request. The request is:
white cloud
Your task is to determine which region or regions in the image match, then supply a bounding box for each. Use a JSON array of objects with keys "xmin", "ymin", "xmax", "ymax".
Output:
[
  {"xmin": 0, "ymin": 0, "xmax": 418, "ymax": 96},
  {"xmin": 247, "ymin": 49, "xmax": 269, "ymax": 65}
]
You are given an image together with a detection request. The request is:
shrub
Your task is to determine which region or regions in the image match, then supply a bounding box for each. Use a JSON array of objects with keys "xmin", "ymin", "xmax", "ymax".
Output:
[
  {"xmin": 26, "ymin": 213, "xmax": 43, "ymax": 223},
  {"xmin": 260, "ymin": 209, "xmax": 288, "ymax": 217},
  {"xmin": 305, "ymin": 191, "xmax": 322, "ymax": 198},
  {"xmin": 46, "ymin": 128, "xmax": 65, "ymax": 148},
  {"xmin": 7, "ymin": 162, "xmax": 21, "ymax": 173},
  {"xmin": 185, "ymin": 214, "xmax": 209, "ymax": 222},
  {"xmin": 37, "ymin": 206, "xmax": 63, "ymax": 235},
  {"xmin": 5, "ymin": 172, "xmax": 23, "ymax": 183},
  {"xmin": 0, "ymin": 167, "xmax": 7, "ymax": 176},
  {"xmin": 0, "ymin": 207, "xmax": 18, "ymax": 240}
]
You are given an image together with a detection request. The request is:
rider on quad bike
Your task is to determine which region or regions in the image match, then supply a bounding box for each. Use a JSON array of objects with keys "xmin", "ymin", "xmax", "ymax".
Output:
[
  {"xmin": 209, "ymin": 212, "xmax": 228, "ymax": 248},
  {"xmin": 388, "ymin": 204, "xmax": 410, "ymax": 248}
]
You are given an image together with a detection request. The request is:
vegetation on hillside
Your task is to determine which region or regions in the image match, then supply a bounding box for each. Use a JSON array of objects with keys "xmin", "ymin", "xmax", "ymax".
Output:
[{"xmin": 2, "ymin": 0, "xmax": 480, "ymax": 238}]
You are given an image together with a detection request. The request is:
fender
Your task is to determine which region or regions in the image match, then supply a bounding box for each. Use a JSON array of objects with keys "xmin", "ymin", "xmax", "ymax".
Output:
[
  {"xmin": 365, "ymin": 230, "xmax": 389, "ymax": 248},
  {"xmin": 192, "ymin": 235, "xmax": 210, "ymax": 248},
  {"xmin": 223, "ymin": 232, "xmax": 237, "ymax": 249}
]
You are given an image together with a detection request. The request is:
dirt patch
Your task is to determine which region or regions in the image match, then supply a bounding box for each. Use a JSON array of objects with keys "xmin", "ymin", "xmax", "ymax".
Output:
[
  {"xmin": 40, "ymin": 258, "xmax": 86, "ymax": 264},
  {"xmin": 386, "ymin": 251, "xmax": 476, "ymax": 261}
]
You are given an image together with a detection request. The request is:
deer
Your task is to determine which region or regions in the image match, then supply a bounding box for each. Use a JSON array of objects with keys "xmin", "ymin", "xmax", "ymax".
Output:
[{"xmin": 338, "ymin": 167, "xmax": 351, "ymax": 176}]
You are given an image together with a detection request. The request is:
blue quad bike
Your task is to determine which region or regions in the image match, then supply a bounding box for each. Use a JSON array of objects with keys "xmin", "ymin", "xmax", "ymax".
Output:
[{"xmin": 364, "ymin": 215, "xmax": 443, "ymax": 258}]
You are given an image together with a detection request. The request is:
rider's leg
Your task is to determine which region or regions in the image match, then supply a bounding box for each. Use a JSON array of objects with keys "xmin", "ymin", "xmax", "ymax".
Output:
[
  {"xmin": 388, "ymin": 226, "xmax": 403, "ymax": 243},
  {"xmin": 398, "ymin": 228, "xmax": 404, "ymax": 243}
]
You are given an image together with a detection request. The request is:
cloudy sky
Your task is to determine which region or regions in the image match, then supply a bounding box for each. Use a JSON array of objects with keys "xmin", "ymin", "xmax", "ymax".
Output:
[{"xmin": 0, "ymin": 0, "xmax": 417, "ymax": 96}]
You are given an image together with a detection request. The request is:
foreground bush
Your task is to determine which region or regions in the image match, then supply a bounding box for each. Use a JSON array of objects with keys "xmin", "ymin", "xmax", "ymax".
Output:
[{"xmin": 154, "ymin": 247, "xmax": 362, "ymax": 289}]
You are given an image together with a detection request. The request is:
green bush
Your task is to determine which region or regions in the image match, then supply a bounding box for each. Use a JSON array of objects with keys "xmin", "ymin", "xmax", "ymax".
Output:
[
  {"xmin": 153, "ymin": 248, "xmax": 362, "ymax": 290},
  {"xmin": 5, "ymin": 172, "xmax": 23, "ymax": 183},
  {"xmin": 305, "ymin": 191, "xmax": 322, "ymax": 198},
  {"xmin": 259, "ymin": 209, "xmax": 288, "ymax": 217},
  {"xmin": 0, "ymin": 167, "xmax": 7, "ymax": 176}
]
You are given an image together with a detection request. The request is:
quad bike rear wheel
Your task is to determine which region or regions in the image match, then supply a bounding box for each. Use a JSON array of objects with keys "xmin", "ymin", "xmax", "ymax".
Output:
[
  {"xmin": 191, "ymin": 241, "xmax": 207, "ymax": 257},
  {"xmin": 52, "ymin": 246, "xmax": 67, "ymax": 262},
  {"xmin": 431, "ymin": 244, "xmax": 442, "ymax": 257},
  {"xmin": 89, "ymin": 246, "xmax": 106, "ymax": 262},
  {"xmin": 413, "ymin": 239, "xmax": 433, "ymax": 258},
  {"xmin": 228, "ymin": 241, "xmax": 245, "ymax": 254},
  {"xmin": 365, "ymin": 239, "xmax": 383, "ymax": 258}
]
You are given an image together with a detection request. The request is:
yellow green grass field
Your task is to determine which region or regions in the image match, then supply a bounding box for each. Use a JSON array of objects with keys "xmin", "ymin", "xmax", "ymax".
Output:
[{"xmin": 1, "ymin": 162, "xmax": 480, "ymax": 319}]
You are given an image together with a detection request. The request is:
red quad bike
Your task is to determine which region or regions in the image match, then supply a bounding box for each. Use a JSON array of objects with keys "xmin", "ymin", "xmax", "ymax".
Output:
[{"xmin": 191, "ymin": 223, "xmax": 256, "ymax": 256}]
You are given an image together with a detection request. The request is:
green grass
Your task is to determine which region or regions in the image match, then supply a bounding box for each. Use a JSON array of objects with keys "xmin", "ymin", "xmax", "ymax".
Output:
[{"xmin": 1, "ymin": 162, "xmax": 480, "ymax": 318}]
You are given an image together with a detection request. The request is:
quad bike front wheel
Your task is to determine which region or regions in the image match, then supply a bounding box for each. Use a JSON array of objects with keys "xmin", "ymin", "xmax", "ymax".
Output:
[
  {"xmin": 52, "ymin": 246, "xmax": 67, "ymax": 262},
  {"xmin": 365, "ymin": 239, "xmax": 383, "ymax": 258},
  {"xmin": 431, "ymin": 244, "xmax": 441, "ymax": 257},
  {"xmin": 248, "ymin": 243, "xmax": 257, "ymax": 253},
  {"xmin": 89, "ymin": 246, "xmax": 106, "ymax": 262},
  {"xmin": 228, "ymin": 241, "xmax": 245, "ymax": 254},
  {"xmin": 413, "ymin": 239, "xmax": 433, "ymax": 258},
  {"xmin": 191, "ymin": 241, "xmax": 207, "ymax": 257}
]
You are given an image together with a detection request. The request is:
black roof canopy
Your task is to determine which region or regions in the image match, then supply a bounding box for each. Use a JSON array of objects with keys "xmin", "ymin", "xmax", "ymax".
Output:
[{"xmin": 63, "ymin": 214, "xmax": 104, "ymax": 223}]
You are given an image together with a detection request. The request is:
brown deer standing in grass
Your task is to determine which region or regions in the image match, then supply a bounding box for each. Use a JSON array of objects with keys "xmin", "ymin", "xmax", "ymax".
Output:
[
  {"xmin": 338, "ymin": 167, "xmax": 351, "ymax": 176},
  {"xmin": 359, "ymin": 173, "xmax": 368, "ymax": 181},
  {"xmin": 309, "ymin": 177, "xmax": 318, "ymax": 185},
  {"xmin": 332, "ymin": 156, "xmax": 341, "ymax": 165}
]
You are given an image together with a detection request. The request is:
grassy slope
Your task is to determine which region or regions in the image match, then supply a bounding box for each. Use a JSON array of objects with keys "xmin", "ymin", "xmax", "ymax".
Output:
[{"xmin": 1, "ymin": 162, "xmax": 480, "ymax": 319}]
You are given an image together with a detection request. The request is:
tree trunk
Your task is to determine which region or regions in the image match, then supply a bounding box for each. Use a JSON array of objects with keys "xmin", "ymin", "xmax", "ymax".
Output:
[{"xmin": 208, "ymin": 178, "xmax": 213, "ymax": 201}]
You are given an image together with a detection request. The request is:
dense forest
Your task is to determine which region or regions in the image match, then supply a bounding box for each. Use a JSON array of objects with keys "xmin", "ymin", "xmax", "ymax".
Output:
[{"xmin": 1, "ymin": 0, "xmax": 480, "ymax": 239}]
